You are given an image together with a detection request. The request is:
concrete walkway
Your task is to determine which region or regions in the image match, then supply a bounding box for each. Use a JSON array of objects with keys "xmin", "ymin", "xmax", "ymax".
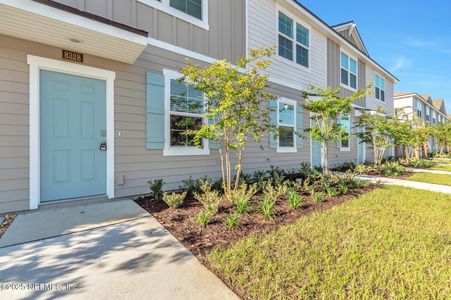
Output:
[
  {"xmin": 0, "ymin": 201, "xmax": 238, "ymax": 300},
  {"xmin": 357, "ymin": 175, "xmax": 451, "ymax": 194},
  {"xmin": 406, "ymin": 168, "xmax": 451, "ymax": 175}
]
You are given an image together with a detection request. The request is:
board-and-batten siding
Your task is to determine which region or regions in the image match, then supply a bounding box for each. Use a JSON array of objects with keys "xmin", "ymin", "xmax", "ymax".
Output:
[
  {"xmin": 0, "ymin": 34, "xmax": 311, "ymax": 212},
  {"xmin": 327, "ymin": 39, "xmax": 366, "ymax": 108},
  {"xmin": 52, "ymin": 0, "xmax": 246, "ymax": 63},
  {"xmin": 247, "ymin": 0, "xmax": 327, "ymax": 89}
]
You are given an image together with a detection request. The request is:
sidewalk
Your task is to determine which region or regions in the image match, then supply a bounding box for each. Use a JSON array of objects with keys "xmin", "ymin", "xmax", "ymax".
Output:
[
  {"xmin": 406, "ymin": 168, "xmax": 451, "ymax": 175},
  {"xmin": 357, "ymin": 175, "xmax": 451, "ymax": 194}
]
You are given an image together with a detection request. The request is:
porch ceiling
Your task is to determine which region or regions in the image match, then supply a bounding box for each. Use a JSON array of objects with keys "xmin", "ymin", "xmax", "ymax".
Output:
[{"xmin": 0, "ymin": 0, "xmax": 148, "ymax": 64}]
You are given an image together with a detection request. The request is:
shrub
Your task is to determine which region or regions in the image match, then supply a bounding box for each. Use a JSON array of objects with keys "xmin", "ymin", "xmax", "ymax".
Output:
[
  {"xmin": 413, "ymin": 159, "xmax": 436, "ymax": 169},
  {"xmin": 325, "ymin": 186, "xmax": 338, "ymax": 198},
  {"xmin": 194, "ymin": 180, "xmax": 221, "ymax": 215},
  {"xmin": 228, "ymin": 183, "xmax": 256, "ymax": 214},
  {"xmin": 337, "ymin": 182, "xmax": 350, "ymax": 195},
  {"xmin": 148, "ymin": 179, "xmax": 164, "ymax": 201},
  {"xmin": 381, "ymin": 161, "xmax": 406, "ymax": 177},
  {"xmin": 333, "ymin": 161, "xmax": 357, "ymax": 172},
  {"xmin": 267, "ymin": 166, "xmax": 286, "ymax": 186},
  {"xmin": 179, "ymin": 176, "xmax": 207, "ymax": 197},
  {"xmin": 196, "ymin": 211, "xmax": 212, "ymax": 227},
  {"xmin": 311, "ymin": 190, "xmax": 325, "ymax": 203},
  {"xmin": 224, "ymin": 213, "xmax": 240, "ymax": 228},
  {"xmin": 287, "ymin": 190, "xmax": 303, "ymax": 209},
  {"xmin": 260, "ymin": 195, "xmax": 276, "ymax": 219},
  {"xmin": 263, "ymin": 182, "xmax": 288, "ymax": 200},
  {"xmin": 162, "ymin": 192, "xmax": 187, "ymax": 209}
]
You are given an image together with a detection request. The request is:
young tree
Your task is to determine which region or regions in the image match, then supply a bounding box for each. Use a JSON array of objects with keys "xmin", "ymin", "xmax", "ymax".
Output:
[
  {"xmin": 431, "ymin": 122, "xmax": 451, "ymax": 155},
  {"xmin": 356, "ymin": 109, "xmax": 397, "ymax": 165},
  {"xmin": 303, "ymin": 85, "xmax": 371, "ymax": 172},
  {"xmin": 178, "ymin": 47, "xmax": 276, "ymax": 195}
]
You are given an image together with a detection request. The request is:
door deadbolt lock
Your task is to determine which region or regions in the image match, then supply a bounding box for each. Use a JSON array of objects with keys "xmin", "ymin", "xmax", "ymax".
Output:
[{"xmin": 100, "ymin": 142, "xmax": 107, "ymax": 151}]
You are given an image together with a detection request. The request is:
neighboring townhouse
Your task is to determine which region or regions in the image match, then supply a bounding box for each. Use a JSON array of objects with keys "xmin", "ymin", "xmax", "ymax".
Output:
[
  {"xmin": 0, "ymin": 0, "xmax": 397, "ymax": 213},
  {"xmin": 394, "ymin": 92, "xmax": 448, "ymax": 152}
]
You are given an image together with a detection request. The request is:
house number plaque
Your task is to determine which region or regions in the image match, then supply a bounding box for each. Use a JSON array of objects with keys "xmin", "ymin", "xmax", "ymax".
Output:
[{"xmin": 62, "ymin": 50, "xmax": 83, "ymax": 63}]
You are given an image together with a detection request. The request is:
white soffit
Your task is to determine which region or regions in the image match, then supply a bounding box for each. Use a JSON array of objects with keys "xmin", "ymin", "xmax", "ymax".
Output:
[{"xmin": 0, "ymin": 0, "xmax": 148, "ymax": 64}]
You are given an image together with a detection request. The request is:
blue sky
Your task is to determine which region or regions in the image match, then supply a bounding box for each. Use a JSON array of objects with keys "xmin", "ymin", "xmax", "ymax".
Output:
[{"xmin": 297, "ymin": 0, "xmax": 451, "ymax": 113}]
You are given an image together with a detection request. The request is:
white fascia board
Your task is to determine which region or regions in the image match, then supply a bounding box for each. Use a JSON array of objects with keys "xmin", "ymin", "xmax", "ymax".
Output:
[{"xmin": 0, "ymin": 0, "xmax": 148, "ymax": 46}]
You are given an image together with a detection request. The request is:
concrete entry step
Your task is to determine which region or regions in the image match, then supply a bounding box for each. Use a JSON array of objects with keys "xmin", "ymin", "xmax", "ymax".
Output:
[{"xmin": 0, "ymin": 199, "xmax": 149, "ymax": 248}]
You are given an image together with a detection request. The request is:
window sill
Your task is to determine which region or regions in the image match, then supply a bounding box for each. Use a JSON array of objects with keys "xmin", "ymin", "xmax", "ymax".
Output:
[
  {"xmin": 275, "ymin": 55, "xmax": 311, "ymax": 73},
  {"xmin": 340, "ymin": 83, "xmax": 357, "ymax": 93},
  {"xmin": 137, "ymin": 0, "xmax": 209, "ymax": 31},
  {"xmin": 277, "ymin": 147, "xmax": 297, "ymax": 153},
  {"xmin": 163, "ymin": 146, "xmax": 210, "ymax": 156}
]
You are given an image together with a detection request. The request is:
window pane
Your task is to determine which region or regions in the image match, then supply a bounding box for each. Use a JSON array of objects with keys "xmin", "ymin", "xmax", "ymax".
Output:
[
  {"xmin": 279, "ymin": 103, "xmax": 294, "ymax": 125},
  {"xmin": 350, "ymin": 58, "xmax": 357, "ymax": 74},
  {"xmin": 381, "ymin": 90, "xmax": 385, "ymax": 102},
  {"xmin": 296, "ymin": 45, "xmax": 309, "ymax": 67},
  {"xmin": 350, "ymin": 73, "xmax": 357, "ymax": 89},
  {"xmin": 278, "ymin": 12, "xmax": 293, "ymax": 38},
  {"xmin": 375, "ymin": 75, "xmax": 380, "ymax": 88},
  {"xmin": 279, "ymin": 126, "xmax": 294, "ymax": 147},
  {"xmin": 278, "ymin": 35, "xmax": 293, "ymax": 60},
  {"xmin": 375, "ymin": 87, "xmax": 380, "ymax": 99},
  {"xmin": 341, "ymin": 132, "xmax": 350, "ymax": 148},
  {"xmin": 187, "ymin": 0, "xmax": 202, "ymax": 19},
  {"xmin": 296, "ymin": 23, "xmax": 309, "ymax": 47},
  {"xmin": 340, "ymin": 52, "xmax": 348, "ymax": 69},
  {"xmin": 170, "ymin": 80, "xmax": 203, "ymax": 113},
  {"xmin": 381, "ymin": 78, "xmax": 385, "ymax": 89},
  {"xmin": 170, "ymin": 0, "xmax": 202, "ymax": 20},
  {"xmin": 341, "ymin": 69, "xmax": 348, "ymax": 85},
  {"xmin": 170, "ymin": 115, "xmax": 203, "ymax": 146}
]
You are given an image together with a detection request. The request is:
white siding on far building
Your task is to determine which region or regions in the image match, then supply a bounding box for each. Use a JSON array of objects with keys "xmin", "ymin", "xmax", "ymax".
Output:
[{"xmin": 366, "ymin": 66, "xmax": 395, "ymax": 116}]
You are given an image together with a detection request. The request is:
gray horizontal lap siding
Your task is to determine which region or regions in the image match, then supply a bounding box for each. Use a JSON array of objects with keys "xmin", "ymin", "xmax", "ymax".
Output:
[
  {"xmin": 0, "ymin": 34, "xmax": 313, "ymax": 213},
  {"xmin": 52, "ymin": 0, "xmax": 246, "ymax": 63},
  {"xmin": 327, "ymin": 39, "xmax": 366, "ymax": 108}
]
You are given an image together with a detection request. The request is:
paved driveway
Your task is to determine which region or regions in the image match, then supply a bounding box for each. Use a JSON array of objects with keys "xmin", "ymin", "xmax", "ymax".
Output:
[{"xmin": 0, "ymin": 211, "xmax": 238, "ymax": 299}]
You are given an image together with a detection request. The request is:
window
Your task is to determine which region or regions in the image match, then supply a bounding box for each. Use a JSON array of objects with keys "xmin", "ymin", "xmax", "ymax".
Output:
[
  {"xmin": 416, "ymin": 101, "xmax": 423, "ymax": 119},
  {"xmin": 164, "ymin": 70, "xmax": 208, "ymax": 156},
  {"xmin": 340, "ymin": 51, "xmax": 357, "ymax": 90},
  {"xmin": 170, "ymin": 0, "xmax": 202, "ymax": 20},
  {"xmin": 278, "ymin": 11, "xmax": 310, "ymax": 68},
  {"xmin": 340, "ymin": 115, "xmax": 351, "ymax": 151},
  {"xmin": 432, "ymin": 111, "xmax": 437, "ymax": 123},
  {"xmin": 375, "ymin": 74, "xmax": 385, "ymax": 101},
  {"xmin": 137, "ymin": 0, "xmax": 208, "ymax": 30},
  {"xmin": 277, "ymin": 99, "xmax": 296, "ymax": 152},
  {"xmin": 426, "ymin": 107, "xmax": 431, "ymax": 123}
]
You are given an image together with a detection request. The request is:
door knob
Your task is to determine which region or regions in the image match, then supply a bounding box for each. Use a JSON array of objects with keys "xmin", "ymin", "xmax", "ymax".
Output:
[{"xmin": 100, "ymin": 142, "xmax": 107, "ymax": 151}]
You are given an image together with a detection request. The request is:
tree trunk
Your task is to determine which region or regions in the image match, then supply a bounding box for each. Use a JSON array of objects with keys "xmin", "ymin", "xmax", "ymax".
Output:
[{"xmin": 321, "ymin": 142, "xmax": 328, "ymax": 173}]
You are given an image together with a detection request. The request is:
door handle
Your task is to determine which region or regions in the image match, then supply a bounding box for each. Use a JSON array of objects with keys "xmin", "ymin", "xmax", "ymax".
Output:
[{"xmin": 100, "ymin": 142, "xmax": 107, "ymax": 151}]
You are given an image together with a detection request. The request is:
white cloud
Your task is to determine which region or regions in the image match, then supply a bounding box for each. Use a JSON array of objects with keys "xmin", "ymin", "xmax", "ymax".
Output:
[
  {"xmin": 390, "ymin": 57, "xmax": 411, "ymax": 72},
  {"xmin": 404, "ymin": 37, "xmax": 438, "ymax": 48}
]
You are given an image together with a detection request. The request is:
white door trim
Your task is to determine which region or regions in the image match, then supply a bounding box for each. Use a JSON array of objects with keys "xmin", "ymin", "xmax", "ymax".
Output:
[{"xmin": 27, "ymin": 55, "xmax": 116, "ymax": 210}]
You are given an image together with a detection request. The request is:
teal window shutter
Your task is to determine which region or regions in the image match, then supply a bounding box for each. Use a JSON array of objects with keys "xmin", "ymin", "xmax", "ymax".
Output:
[
  {"xmin": 146, "ymin": 71, "xmax": 165, "ymax": 150},
  {"xmin": 296, "ymin": 103, "xmax": 303, "ymax": 148},
  {"xmin": 208, "ymin": 118, "xmax": 218, "ymax": 149},
  {"xmin": 269, "ymin": 99, "xmax": 277, "ymax": 149}
]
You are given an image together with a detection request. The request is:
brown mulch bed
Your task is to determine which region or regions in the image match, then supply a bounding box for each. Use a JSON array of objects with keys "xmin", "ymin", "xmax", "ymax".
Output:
[
  {"xmin": 135, "ymin": 185, "xmax": 377, "ymax": 256},
  {"xmin": 0, "ymin": 213, "xmax": 16, "ymax": 239}
]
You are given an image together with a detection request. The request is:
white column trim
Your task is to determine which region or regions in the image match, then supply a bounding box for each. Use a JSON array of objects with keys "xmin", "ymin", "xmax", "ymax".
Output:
[{"xmin": 27, "ymin": 55, "xmax": 116, "ymax": 210}]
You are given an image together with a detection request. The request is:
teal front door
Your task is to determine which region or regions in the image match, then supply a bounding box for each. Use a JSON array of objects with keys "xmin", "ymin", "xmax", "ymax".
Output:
[
  {"xmin": 40, "ymin": 70, "xmax": 107, "ymax": 202},
  {"xmin": 311, "ymin": 139, "xmax": 322, "ymax": 168}
]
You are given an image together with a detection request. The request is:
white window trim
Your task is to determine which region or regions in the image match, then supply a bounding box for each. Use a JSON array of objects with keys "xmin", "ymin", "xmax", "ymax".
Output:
[
  {"xmin": 339, "ymin": 115, "xmax": 351, "ymax": 152},
  {"xmin": 163, "ymin": 69, "xmax": 209, "ymax": 156},
  {"xmin": 374, "ymin": 73, "xmax": 386, "ymax": 102},
  {"xmin": 276, "ymin": 98, "xmax": 297, "ymax": 153},
  {"xmin": 340, "ymin": 49, "xmax": 358, "ymax": 92},
  {"xmin": 276, "ymin": 6, "xmax": 312, "ymax": 73},
  {"xmin": 137, "ymin": 0, "xmax": 209, "ymax": 30},
  {"xmin": 27, "ymin": 55, "xmax": 116, "ymax": 210}
]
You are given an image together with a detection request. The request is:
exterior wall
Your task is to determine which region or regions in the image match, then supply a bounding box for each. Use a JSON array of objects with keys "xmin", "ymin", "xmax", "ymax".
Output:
[
  {"xmin": 0, "ymin": 34, "xmax": 312, "ymax": 213},
  {"xmin": 327, "ymin": 39, "xmax": 366, "ymax": 107},
  {"xmin": 394, "ymin": 96, "xmax": 414, "ymax": 120},
  {"xmin": 328, "ymin": 110, "xmax": 359, "ymax": 167},
  {"xmin": 247, "ymin": 0, "xmax": 327, "ymax": 90},
  {"xmin": 52, "ymin": 0, "xmax": 246, "ymax": 63},
  {"xmin": 366, "ymin": 66, "xmax": 395, "ymax": 116}
]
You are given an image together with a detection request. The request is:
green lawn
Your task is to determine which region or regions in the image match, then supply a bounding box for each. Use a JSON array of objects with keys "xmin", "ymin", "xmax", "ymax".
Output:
[
  {"xmin": 207, "ymin": 186, "xmax": 451, "ymax": 299},
  {"xmin": 407, "ymin": 173, "xmax": 451, "ymax": 186},
  {"xmin": 432, "ymin": 164, "xmax": 451, "ymax": 172}
]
